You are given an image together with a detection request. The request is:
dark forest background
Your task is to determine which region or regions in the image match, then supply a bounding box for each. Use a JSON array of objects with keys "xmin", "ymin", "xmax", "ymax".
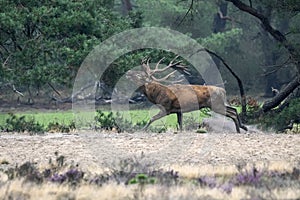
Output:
[{"xmin": 1, "ymin": 0, "xmax": 299, "ymax": 128}]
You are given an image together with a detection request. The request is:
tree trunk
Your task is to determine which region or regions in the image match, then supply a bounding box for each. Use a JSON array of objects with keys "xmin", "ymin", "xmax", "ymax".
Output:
[
  {"xmin": 212, "ymin": 2, "xmax": 228, "ymax": 33},
  {"xmin": 259, "ymin": 6, "xmax": 290, "ymax": 97},
  {"xmin": 226, "ymin": 0, "xmax": 300, "ymax": 71},
  {"xmin": 121, "ymin": 0, "xmax": 133, "ymax": 15},
  {"xmin": 226, "ymin": 0, "xmax": 300, "ymax": 112},
  {"xmin": 211, "ymin": 2, "xmax": 228, "ymax": 70},
  {"xmin": 257, "ymin": 6, "xmax": 279, "ymax": 97}
]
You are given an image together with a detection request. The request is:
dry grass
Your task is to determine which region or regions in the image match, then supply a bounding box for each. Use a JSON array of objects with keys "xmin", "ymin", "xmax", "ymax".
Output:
[
  {"xmin": 0, "ymin": 161, "xmax": 299, "ymax": 200},
  {"xmin": 1, "ymin": 178, "xmax": 299, "ymax": 200},
  {"xmin": 163, "ymin": 160, "xmax": 297, "ymax": 179}
]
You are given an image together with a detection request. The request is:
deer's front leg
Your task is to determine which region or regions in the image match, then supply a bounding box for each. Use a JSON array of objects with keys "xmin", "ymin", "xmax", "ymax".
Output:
[
  {"xmin": 142, "ymin": 109, "xmax": 167, "ymax": 131},
  {"xmin": 176, "ymin": 112, "xmax": 183, "ymax": 131}
]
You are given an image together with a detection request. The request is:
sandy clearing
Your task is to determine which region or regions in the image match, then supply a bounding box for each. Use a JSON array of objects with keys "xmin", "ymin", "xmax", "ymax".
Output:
[{"xmin": 0, "ymin": 132, "xmax": 299, "ymax": 173}]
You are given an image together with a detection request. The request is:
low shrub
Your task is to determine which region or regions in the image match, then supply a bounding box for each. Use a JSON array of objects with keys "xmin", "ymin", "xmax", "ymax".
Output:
[
  {"xmin": 94, "ymin": 110, "xmax": 150, "ymax": 132},
  {"xmin": 1, "ymin": 152, "xmax": 84, "ymax": 186},
  {"xmin": 47, "ymin": 121, "xmax": 76, "ymax": 133},
  {"xmin": 259, "ymin": 98, "xmax": 300, "ymax": 132},
  {"xmin": 0, "ymin": 113, "xmax": 77, "ymax": 134},
  {"xmin": 1, "ymin": 113, "xmax": 44, "ymax": 134}
]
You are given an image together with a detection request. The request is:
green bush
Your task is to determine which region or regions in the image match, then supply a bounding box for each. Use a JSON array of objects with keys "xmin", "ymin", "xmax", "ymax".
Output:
[
  {"xmin": 94, "ymin": 109, "xmax": 213, "ymax": 133},
  {"xmin": 0, "ymin": 113, "xmax": 76, "ymax": 134},
  {"xmin": 1, "ymin": 113, "xmax": 44, "ymax": 134},
  {"xmin": 260, "ymin": 98, "xmax": 300, "ymax": 132},
  {"xmin": 47, "ymin": 121, "xmax": 76, "ymax": 133},
  {"xmin": 128, "ymin": 173, "xmax": 156, "ymax": 185},
  {"xmin": 94, "ymin": 110, "xmax": 148, "ymax": 132},
  {"xmin": 94, "ymin": 110, "xmax": 118, "ymax": 131}
]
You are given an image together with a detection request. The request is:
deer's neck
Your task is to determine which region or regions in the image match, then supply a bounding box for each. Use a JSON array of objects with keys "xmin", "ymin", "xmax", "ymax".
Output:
[{"xmin": 142, "ymin": 82, "xmax": 169, "ymax": 104}]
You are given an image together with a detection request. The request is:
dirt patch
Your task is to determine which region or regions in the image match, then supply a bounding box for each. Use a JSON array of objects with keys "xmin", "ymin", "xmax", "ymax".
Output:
[{"xmin": 0, "ymin": 131, "xmax": 299, "ymax": 170}]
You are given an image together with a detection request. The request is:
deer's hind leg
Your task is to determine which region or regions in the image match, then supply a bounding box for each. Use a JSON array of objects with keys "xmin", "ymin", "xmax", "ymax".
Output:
[
  {"xmin": 226, "ymin": 106, "xmax": 248, "ymax": 131},
  {"xmin": 223, "ymin": 109, "xmax": 241, "ymax": 133},
  {"xmin": 212, "ymin": 105, "xmax": 241, "ymax": 133}
]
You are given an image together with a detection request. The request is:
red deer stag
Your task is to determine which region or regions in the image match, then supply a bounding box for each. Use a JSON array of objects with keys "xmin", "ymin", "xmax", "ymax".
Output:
[{"xmin": 126, "ymin": 56, "xmax": 248, "ymax": 133}]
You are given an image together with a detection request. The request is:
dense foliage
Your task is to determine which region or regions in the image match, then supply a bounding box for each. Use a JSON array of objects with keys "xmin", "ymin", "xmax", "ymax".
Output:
[
  {"xmin": 260, "ymin": 98, "xmax": 300, "ymax": 132},
  {"xmin": 0, "ymin": 0, "xmax": 134, "ymax": 98},
  {"xmin": 0, "ymin": 0, "xmax": 299, "ymax": 131},
  {"xmin": 1, "ymin": 0, "xmax": 297, "ymax": 96}
]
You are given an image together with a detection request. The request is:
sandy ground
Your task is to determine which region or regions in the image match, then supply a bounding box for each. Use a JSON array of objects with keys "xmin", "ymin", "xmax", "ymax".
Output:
[
  {"xmin": 0, "ymin": 131, "xmax": 299, "ymax": 199},
  {"xmin": 0, "ymin": 131, "xmax": 299, "ymax": 172}
]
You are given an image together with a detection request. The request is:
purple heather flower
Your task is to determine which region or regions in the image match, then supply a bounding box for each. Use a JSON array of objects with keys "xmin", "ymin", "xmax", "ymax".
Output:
[
  {"xmin": 199, "ymin": 176, "xmax": 217, "ymax": 188},
  {"xmin": 50, "ymin": 173, "xmax": 66, "ymax": 183},
  {"xmin": 219, "ymin": 182, "xmax": 234, "ymax": 194},
  {"xmin": 65, "ymin": 168, "xmax": 84, "ymax": 181},
  {"xmin": 235, "ymin": 167, "xmax": 263, "ymax": 185}
]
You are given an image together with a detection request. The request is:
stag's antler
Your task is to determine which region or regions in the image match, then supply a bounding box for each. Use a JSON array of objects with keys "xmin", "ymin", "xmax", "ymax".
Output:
[{"xmin": 141, "ymin": 55, "xmax": 190, "ymax": 83}]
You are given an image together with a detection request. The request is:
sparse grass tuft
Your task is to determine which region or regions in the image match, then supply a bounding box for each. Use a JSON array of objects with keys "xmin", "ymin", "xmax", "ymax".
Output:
[{"xmin": 0, "ymin": 154, "xmax": 299, "ymax": 199}]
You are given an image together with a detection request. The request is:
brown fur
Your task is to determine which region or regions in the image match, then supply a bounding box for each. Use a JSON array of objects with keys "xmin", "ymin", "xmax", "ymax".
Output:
[{"xmin": 127, "ymin": 70, "xmax": 247, "ymax": 133}]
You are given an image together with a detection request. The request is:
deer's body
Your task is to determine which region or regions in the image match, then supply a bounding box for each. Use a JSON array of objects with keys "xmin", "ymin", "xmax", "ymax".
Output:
[
  {"xmin": 142, "ymin": 82, "xmax": 223, "ymax": 112},
  {"xmin": 127, "ymin": 57, "xmax": 248, "ymax": 133}
]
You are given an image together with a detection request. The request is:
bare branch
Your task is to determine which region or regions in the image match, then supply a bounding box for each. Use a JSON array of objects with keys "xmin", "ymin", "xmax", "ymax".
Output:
[
  {"xmin": 48, "ymin": 82, "xmax": 61, "ymax": 97},
  {"xmin": 216, "ymin": 9, "xmax": 243, "ymax": 26},
  {"xmin": 72, "ymin": 81, "xmax": 95, "ymax": 100},
  {"xmin": 261, "ymin": 57, "xmax": 292, "ymax": 76},
  {"xmin": 226, "ymin": 0, "xmax": 299, "ymax": 70},
  {"xmin": 226, "ymin": 0, "xmax": 300, "ymax": 115},
  {"xmin": 217, "ymin": 9, "xmax": 233, "ymax": 21},
  {"xmin": 2, "ymin": 55, "xmax": 11, "ymax": 68},
  {"xmin": 249, "ymin": 0, "xmax": 252, "ymax": 8},
  {"xmin": 12, "ymin": 85, "xmax": 24, "ymax": 97},
  {"xmin": 177, "ymin": 0, "xmax": 194, "ymax": 26},
  {"xmin": 271, "ymin": 87, "xmax": 279, "ymax": 95}
]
